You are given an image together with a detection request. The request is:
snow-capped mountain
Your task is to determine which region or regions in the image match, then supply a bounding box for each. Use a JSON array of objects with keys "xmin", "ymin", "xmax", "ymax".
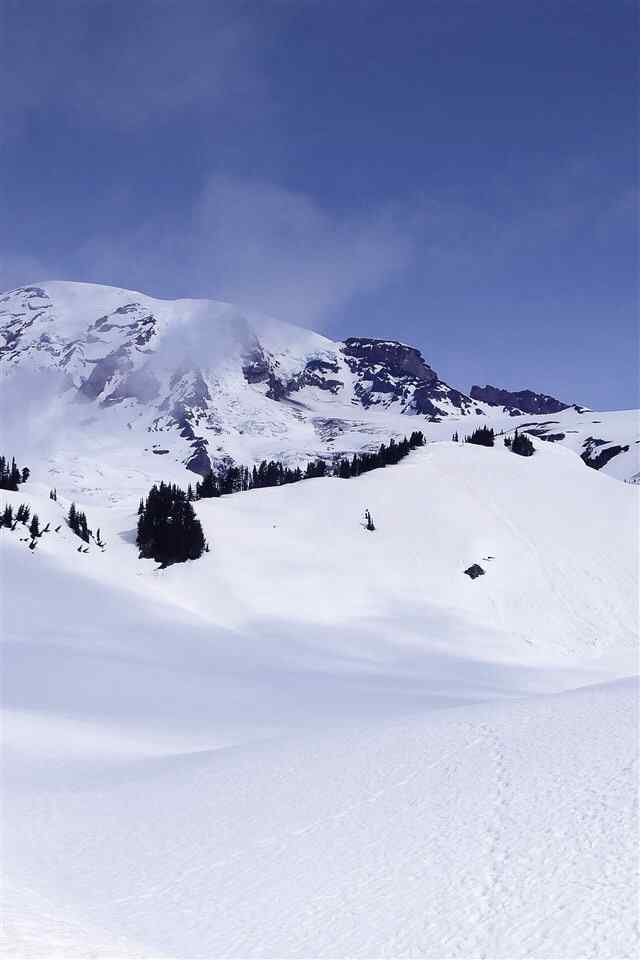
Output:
[{"xmin": 1, "ymin": 281, "xmax": 638, "ymax": 499}]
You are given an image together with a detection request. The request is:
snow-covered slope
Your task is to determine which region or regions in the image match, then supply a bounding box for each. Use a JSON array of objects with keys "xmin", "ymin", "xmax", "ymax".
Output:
[
  {"xmin": 4, "ymin": 677, "xmax": 636, "ymax": 960},
  {"xmin": 2, "ymin": 281, "xmax": 637, "ymax": 491},
  {"xmin": 1, "ymin": 438, "xmax": 638, "ymax": 956}
]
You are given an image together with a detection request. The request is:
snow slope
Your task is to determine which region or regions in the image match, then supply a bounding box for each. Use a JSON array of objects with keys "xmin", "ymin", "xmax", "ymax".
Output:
[
  {"xmin": 1, "ymin": 438, "xmax": 638, "ymax": 957},
  {"xmin": 3, "ymin": 679, "xmax": 637, "ymax": 960}
]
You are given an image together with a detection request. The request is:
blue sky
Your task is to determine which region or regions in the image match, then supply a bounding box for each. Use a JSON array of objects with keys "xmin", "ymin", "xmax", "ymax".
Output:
[{"xmin": 1, "ymin": 0, "xmax": 637, "ymax": 408}]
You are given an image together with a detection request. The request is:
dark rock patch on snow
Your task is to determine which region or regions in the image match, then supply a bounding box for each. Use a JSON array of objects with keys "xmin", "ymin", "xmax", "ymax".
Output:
[{"xmin": 470, "ymin": 384, "xmax": 571, "ymax": 415}]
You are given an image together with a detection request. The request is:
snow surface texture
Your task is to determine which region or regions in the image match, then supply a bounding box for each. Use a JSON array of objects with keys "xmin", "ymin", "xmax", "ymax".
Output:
[
  {"xmin": 1, "ymin": 281, "xmax": 638, "ymax": 498},
  {"xmin": 1, "ymin": 437, "xmax": 638, "ymax": 958}
]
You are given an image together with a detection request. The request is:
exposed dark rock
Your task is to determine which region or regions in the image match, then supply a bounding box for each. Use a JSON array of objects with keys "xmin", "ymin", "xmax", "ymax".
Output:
[
  {"xmin": 305, "ymin": 358, "xmax": 339, "ymax": 374},
  {"xmin": 186, "ymin": 439, "xmax": 211, "ymax": 476},
  {"xmin": 103, "ymin": 365, "xmax": 160, "ymax": 405},
  {"xmin": 341, "ymin": 337, "xmax": 476, "ymax": 416},
  {"xmin": 342, "ymin": 337, "xmax": 438, "ymax": 383},
  {"xmin": 464, "ymin": 563, "xmax": 485, "ymax": 579},
  {"xmin": 77, "ymin": 345, "xmax": 133, "ymax": 401},
  {"xmin": 285, "ymin": 356, "xmax": 344, "ymax": 396},
  {"xmin": 265, "ymin": 374, "xmax": 288, "ymax": 401},
  {"xmin": 242, "ymin": 345, "xmax": 271, "ymax": 385},
  {"xmin": 581, "ymin": 440, "xmax": 629, "ymax": 471},
  {"xmin": 470, "ymin": 384, "xmax": 571, "ymax": 414}
]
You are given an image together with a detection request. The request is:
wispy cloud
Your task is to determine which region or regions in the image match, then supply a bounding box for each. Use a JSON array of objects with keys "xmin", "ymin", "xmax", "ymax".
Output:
[{"xmin": 66, "ymin": 174, "xmax": 415, "ymax": 331}]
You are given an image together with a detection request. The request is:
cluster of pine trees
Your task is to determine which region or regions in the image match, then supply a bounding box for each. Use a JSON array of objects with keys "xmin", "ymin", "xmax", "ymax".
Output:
[
  {"xmin": 68, "ymin": 503, "xmax": 91, "ymax": 543},
  {"xmin": 1, "ymin": 502, "xmax": 28, "ymax": 529},
  {"xmin": 334, "ymin": 431, "xmax": 425, "ymax": 479},
  {"xmin": 137, "ymin": 482, "xmax": 206, "ymax": 566},
  {"xmin": 194, "ymin": 459, "xmax": 315, "ymax": 499},
  {"xmin": 456, "ymin": 425, "xmax": 535, "ymax": 457},
  {"xmin": 0, "ymin": 456, "xmax": 30, "ymax": 491},
  {"xmin": 1, "ymin": 503, "xmax": 51, "ymax": 547},
  {"xmin": 465, "ymin": 426, "xmax": 495, "ymax": 447},
  {"xmin": 505, "ymin": 429, "xmax": 535, "ymax": 457}
]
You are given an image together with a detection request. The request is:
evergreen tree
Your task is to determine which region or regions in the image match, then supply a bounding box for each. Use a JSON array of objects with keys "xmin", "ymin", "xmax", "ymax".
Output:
[
  {"xmin": 1, "ymin": 504, "xmax": 13, "ymax": 527},
  {"xmin": 364, "ymin": 508, "xmax": 375, "ymax": 531},
  {"xmin": 196, "ymin": 470, "xmax": 220, "ymax": 499},
  {"xmin": 29, "ymin": 514, "xmax": 40, "ymax": 539},
  {"xmin": 16, "ymin": 503, "xmax": 30, "ymax": 524}
]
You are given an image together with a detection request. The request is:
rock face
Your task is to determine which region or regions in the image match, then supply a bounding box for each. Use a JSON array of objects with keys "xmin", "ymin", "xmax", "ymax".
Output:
[
  {"xmin": 341, "ymin": 338, "xmax": 477, "ymax": 417},
  {"xmin": 342, "ymin": 338, "xmax": 438, "ymax": 383},
  {"xmin": 581, "ymin": 438, "xmax": 630, "ymax": 471},
  {"xmin": 470, "ymin": 384, "xmax": 571, "ymax": 415}
]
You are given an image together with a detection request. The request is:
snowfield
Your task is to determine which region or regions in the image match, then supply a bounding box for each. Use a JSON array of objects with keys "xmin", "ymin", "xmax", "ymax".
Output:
[
  {"xmin": 3, "ymin": 681, "xmax": 637, "ymax": 960},
  {"xmin": 1, "ymin": 437, "xmax": 638, "ymax": 958}
]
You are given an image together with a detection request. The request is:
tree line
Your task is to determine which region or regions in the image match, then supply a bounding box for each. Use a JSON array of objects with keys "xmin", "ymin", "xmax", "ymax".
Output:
[{"xmin": 194, "ymin": 431, "xmax": 426, "ymax": 500}]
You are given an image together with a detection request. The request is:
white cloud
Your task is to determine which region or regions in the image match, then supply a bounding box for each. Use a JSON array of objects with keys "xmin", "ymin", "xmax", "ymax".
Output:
[{"xmin": 67, "ymin": 174, "xmax": 415, "ymax": 332}]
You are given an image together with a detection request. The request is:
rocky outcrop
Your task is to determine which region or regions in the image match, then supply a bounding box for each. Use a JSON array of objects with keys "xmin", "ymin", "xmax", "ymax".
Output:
[
  {"xmin": 342, "ymin": 338, "xmax": 437, "ymax": 383},
  {"xmin": 341, "ymin": 338, "xmax": 476, "ymax": 416},
  {"xmin": 470, "ymin": 384, "xmax": 571, "ymax": 415},
  {"xmin": 581, "ymin": 438, "xmax": 630, "ymax": 471}
]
